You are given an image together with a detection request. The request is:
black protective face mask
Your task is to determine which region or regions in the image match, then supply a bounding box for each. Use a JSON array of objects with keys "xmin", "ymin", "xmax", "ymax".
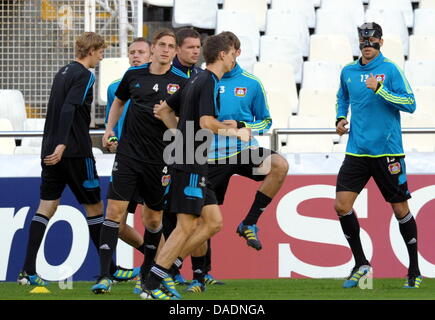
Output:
[
  {"xmin": 358, "ymin": 25, "xmax": 382, "ymax": 51},
  {"xmin": 359, "ymin": 39, "xmax": 381, "ymax": 50}
]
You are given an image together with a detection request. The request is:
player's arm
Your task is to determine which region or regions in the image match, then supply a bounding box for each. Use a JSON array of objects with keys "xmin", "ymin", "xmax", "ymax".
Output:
[
  {"xmin": 45, "ymin": 72, "xmax": 93, "ymax": 165},
  {"xmin": 371, "ymin": 67, "xmax": 416, "ymax": 113},
  {"xmin": 154, "ymin": 100, "xmax": 178, "ymax": 130},
  {"xmin": 200, "ymin": 116, "xmax": 251, "ymax": 142},
  {"xmin": 336, "ymin": 70, "xmax": 350, "ymax": 136},
  {"xmin": 238, "ymin": 81, "xmax": 272, "ymax": 135}
]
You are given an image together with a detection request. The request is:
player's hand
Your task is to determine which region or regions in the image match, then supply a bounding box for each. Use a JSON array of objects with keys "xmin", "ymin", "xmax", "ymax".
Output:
[
  {"xmin": 237, "ymin": 127, "xmax": 252, "ymax": 142},
  {"xmin": 153, "ymin": 100, "xmax": 166, "ymax": 120},
  {"xmin": 222, "ymin": 120, "xmax": 238, "ymax": 128},
  {"xmin": 43, "ymin": 144, "xmax": 66, "ymax": 166},
  {"xmin": 336, "ymin": 119, "xmax": 349, "ymax": 136},
  {"xmin": 102, "ymin": 130, "xmax": 117, "ymax": 151},
  {"xmin": 366, "ymin": 73, "xmax": 378, "ymax": 91}
]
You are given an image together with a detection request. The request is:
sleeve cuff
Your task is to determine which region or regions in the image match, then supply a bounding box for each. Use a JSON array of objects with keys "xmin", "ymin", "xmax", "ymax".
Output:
[{"xmin": 375, "ymin": 83, "xmax": 383, "ymax": 94}]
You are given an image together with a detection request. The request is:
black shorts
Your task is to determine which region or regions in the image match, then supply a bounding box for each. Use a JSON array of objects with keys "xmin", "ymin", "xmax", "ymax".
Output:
[
  {"xmin": 207, "ymin": 147, "xmax": 277, "ymax": 205},
  {"xmin": 107, "ymin": 153, "xmax": 167, "ymax": 211},
  {"xmin": 40, "ymin": 157, "xmax": 101, "ymax": 204},
  {"xmin": 164, "ymin": 168, "xmax": 217, "ymax": 217},
  {"xmin": 336, "ymin": 155, "xmax": 411, "ymax": 203}
]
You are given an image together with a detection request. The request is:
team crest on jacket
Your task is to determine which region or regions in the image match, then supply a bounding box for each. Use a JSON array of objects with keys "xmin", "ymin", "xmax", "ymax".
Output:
[
  {"xmin": 167, "ymin": 84, "xmax": 180, "ymax": 95},
  {"xmin": 161, "ymin": 174, "xmax": 171, "ymax": 186},
  {"xmin": 388, "ymin": 162, "xmax": 401, "ymax": 174},
  {"xmin": 375, "ymin": 74, "xmax": 385, "ymax": 83},
  {"xmin": 234, "ymin": 87, "xmax": 247, "ymax": 97}
]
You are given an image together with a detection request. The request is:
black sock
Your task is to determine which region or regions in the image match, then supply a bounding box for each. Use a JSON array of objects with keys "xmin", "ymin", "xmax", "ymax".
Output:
[
  {"xmin": 99, "ymin": 219, "xmax": 119, "ymax": 277},
  {"xmin": 398, "ymin": 212, "xmax": 420, "ymax": 276},
  {"xmin": 242, "ymin": 191, "xmax": 272, "ymax": 225},
  {"xmin": 169, "ymin": 257, "xmax": 183, "ymax": 276},
  {"xmin": 135, "ymin": 243, "xmax": 145, "ymax": 255},
  {"xmin": 140, "ymin": 225, "xmax": 163, "ymax": 278},
  {"xmin": 205, "ymin": 239, "xmax": 212, "ymax": 273},
  {"xmin": 191, "ymin": 255, "xmax": 206, "ymax": 282},
  {"xmin": 87, "ymin": 215, "xmax": 117, "ymax": 274},
  {"xmin": 338, "ymin": 210, "xmax": 370, "ymax": 267},
  {"xmin": 145, "ymin": 264, "xmax": 170, "ymax": 290},
  {"xmin": 23, "ymin": 213, "xmax": 49, "ymax": 275}
]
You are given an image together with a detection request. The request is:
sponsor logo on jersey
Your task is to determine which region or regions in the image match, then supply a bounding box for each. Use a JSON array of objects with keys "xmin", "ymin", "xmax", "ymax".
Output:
[
  {"xmin": 388, "ymin": 162, "xmax": 401, "ymax": 174},
  {"xmin": 167, "ymin": 84, "xmax": 180, "ymax": 95},
  {"xmin": 234, "ymin": 87, "xmax": 247, "ymax": 97},
  {"xmin": 161, "ymin": 174, "xmax": 171, "ymax": 186},
  {"xmin": 375, "ymin": 74, "xmax": 385, "ymax": 83}
]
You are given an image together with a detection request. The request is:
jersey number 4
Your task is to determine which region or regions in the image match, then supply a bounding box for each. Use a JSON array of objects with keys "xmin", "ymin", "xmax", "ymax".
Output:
[{"xmin": 153, "ymin": 84, "xmax": 159, "ymax": 92}]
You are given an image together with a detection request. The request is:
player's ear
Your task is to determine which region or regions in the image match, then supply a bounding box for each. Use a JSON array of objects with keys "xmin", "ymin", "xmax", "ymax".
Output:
[{"xmin": 379, "ymin": 38, "xmax": 384, "ymax": 48}]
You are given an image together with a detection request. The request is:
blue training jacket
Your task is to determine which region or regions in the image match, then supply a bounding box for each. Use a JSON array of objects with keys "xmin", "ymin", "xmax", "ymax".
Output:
[
  {"xmin": 336, "ymin": 52, "xmax": 416, "ymax": 157},
  {"xmin": 105, "ymin": 79, "xmax": 130, "ymax": 139},
  {"xmin": 208, "ymin": 63, "xmax": 272, "ymax": 161}
]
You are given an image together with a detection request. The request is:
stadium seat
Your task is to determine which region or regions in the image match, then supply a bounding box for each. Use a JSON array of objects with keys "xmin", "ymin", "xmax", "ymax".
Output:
[
  {"xmin": 236, "ymin": 36, "xmax": 256, "ymax": 73},
  {"xmin": 413, "ymin": 8, "xmax": 435, "ymax": 36},
  {"xmin": 223, "ymin": 0, "xmax": 268, "ymax": 32},
  {"xmin": 321, "ymin": 0, "xmax": 365, "ymax": 26},
  {"xmin": 21, "ymin": 118, "xmax": 45, "ymax": 149},
  {"xmin": 297, "ymin": 88, "xmax": 338, "ymax": 119},
  {"xmin": 369, "ymin": 0, "xmax": 414, "ymax": 28},
  {"xmin": 365, "ymin": 8, "xmax": 409, "ymax": 56},
  {"xmin": 172, "ymin": 0, "xmax": 217, "ymax": 29},
  {"xmin": 380, "ymin": 34, "xmax": 405, "ymax": 68},
  {"xmin": 281, "ymin": 115, "xmax": 336, "ymax": 153},
  {"xmin": 419, "ymin": 0, "xmax": 435, "ymax": 9},
  {"xmin": 301, "ymin": 61, "xmax": 343, "ymax": 90},
  {"xmin": 271, "ymin": 0, "xmax": 316, "ymax": 28},
  {"xmin": 252, "ymin": 62, "xmax": 298, "ymax": 113},
  {"xmin": 0, "ymin": 90, "xmax": 27, "ymax": 132},
  {"xmin": 309, "ymin": 34, "xmax": 354, "ymax": 65},
  {"xmin": 404, "ymin": 60, "xmax": 435, "ymax": 87},
  {"xmin": 408, "ymin": 35, "xmax": 435, "ymax": 60},
  {"xmin": 265, "ymin": 9, "xmax": 310, "ymax": 56},
  {"xmin": 412, "ymin": 86, "xmax": 435, "ymax": 114},
  {"xmin": 264, "ymin": 91, "xmax": 294, "ymax": 147},
  {"xmin": 0, "ymin": 118, "xmax": 16, "ymax": 155},
  {"xmin": 144, "ymin": 0, "xmax": 174, "ymax": 7},
  {"xmin": 259, "ymin": 35, "xmax": 304, "ymax": 83},
  {"xmin": 403, "ymin": 134, "xmax": 435, "ymax": 152},
  {"xmin": 315, "ymin": 8, "xmax": 360, "ymax": 56},
  {"xmin": 216, "ymin": 10, "xmax": 260, "ymax": 56},
  {"xmin": 98, "ymin": 58, "xmax": 130, "ymax": 106}
]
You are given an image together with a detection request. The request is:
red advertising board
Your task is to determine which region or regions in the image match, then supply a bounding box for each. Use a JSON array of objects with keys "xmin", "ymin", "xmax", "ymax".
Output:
[{"xmin": 134, "ymin": 175, "xmax": 435, "ymax": 279}]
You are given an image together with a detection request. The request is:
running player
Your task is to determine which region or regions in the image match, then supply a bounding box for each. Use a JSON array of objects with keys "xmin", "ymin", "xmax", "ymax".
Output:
[
  {"xmin": 91, "ymin": 29, "xmax": 188, "ymax": 294},
  {"xmin": 141, "ymin": 32, "xmax": 249, "ymax": 300},
  {"xmin": 17, "ymin": 32, "xmax": 137, "ymax": 285},
  {"xmin": 105, "ymin": 37, "xmax": 152, "ymax": 276},
  {"xmin": 335, "ymin": 22, "xmax": 421, "ymax": 289}
]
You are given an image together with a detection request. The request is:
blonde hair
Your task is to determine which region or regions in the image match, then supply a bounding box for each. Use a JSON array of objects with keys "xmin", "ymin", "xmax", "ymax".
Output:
[{"xmin": 75, "ymin": 32, "xmax": 107, "ymax": 59}]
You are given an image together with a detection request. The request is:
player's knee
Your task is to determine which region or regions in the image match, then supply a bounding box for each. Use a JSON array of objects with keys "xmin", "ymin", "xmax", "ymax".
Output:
[
  {"xmin": 334, "ymin": 201, "xmax": 352, "ymax": 216},
  {"xmin": 272, "ymin": 156, "xmax": 289, "ymax": 176},
  {"xmin": 208, "ymin": 219, "xmax": 223, "ymax": 236},
  {"xmin": 105, "ymin": 205, "xmax": 125, "ymax": 222}
]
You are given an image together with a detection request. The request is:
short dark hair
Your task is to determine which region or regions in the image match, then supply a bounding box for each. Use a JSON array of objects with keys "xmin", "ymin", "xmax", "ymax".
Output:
[
  {"xmin": 152, "ymin": 29, "xmax": 176, "ymax": 45},
  {"xmin": 175, "ymin": 28, "xmax": 201, "ymax": 47},
  {"xmin": 203, "ymin": 33, "xmax": 234, "ymax": 64},
  {"xmin": 130, "ymin": 37, "xmax": 151, "ymax": 47},
  {"xmin": 219, "ymin": 31, "xmax": 240, "ymax": 50}
]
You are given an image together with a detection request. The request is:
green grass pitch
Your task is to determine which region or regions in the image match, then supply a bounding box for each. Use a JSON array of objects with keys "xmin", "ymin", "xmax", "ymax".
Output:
[{"xmin": 0, "ymin": 278, "xmax": 434, "ymax": 300}]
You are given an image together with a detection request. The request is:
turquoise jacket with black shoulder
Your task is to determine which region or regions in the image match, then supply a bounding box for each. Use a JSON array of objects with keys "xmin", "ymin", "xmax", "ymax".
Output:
[{"xmin": 208, "ymin": 63, "xmax": 272, "ymax": 161}]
